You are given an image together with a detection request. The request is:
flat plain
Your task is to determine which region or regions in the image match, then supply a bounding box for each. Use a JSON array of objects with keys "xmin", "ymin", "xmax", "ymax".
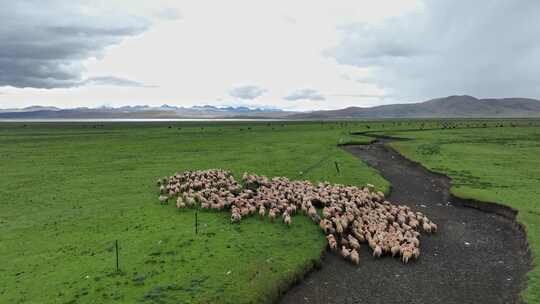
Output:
[{"xmin": 1, "ymin": 120, "xmax": 539, "ymax": 303}]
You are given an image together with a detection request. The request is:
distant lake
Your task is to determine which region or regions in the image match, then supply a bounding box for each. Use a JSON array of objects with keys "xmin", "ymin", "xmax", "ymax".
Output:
[{"xmin": 0, "ymin": 118, "xmax": 284, "ymax": 122}]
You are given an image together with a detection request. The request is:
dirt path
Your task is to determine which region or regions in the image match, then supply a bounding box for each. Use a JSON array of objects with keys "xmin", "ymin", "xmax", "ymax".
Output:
[{"xmin": 279, "ymin": 137, "xmax": 530, "ymax": 304}]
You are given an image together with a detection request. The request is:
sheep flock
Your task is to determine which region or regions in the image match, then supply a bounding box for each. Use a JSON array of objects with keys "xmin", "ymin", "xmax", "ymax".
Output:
[{"xmin": 156, "ymin": 169, "xmax": 437, "ymax": 265}]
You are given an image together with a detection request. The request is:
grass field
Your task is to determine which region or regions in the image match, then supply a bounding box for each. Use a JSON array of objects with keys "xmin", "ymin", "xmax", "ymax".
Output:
[
  {"xmin": 0, "ymin": 121, "xmax": 388, "ymax": 304},
  {"xmin": 2, "ymin": 120, "xmax": 540, "ymax": 303},
  {"xmin": 372, "ymin": 124, "xmax": 540, "ymax": 302}
]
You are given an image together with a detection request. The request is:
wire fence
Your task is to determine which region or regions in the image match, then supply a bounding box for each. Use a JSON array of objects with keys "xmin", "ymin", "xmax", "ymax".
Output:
[{"xmin": 296, "ymin": 152, "xmax": 335, "ymax": 179}]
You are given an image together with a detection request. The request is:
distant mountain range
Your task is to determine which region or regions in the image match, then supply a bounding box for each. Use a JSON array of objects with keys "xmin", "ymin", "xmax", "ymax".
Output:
[
  {"xmin": 2, "ymin": 95, "xmax": 540, "ymax": 119},
  {"xmin": 0, "ymin": 104, "xmax": 289, "ymax": 119}
]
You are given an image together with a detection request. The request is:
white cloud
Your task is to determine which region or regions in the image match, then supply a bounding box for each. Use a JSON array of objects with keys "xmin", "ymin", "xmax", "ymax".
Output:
[
  {"xmin": 284, "ymin": 89, "xmax": 325, "ymax": 101},
  {"xmin": 0, "ymin": 1, "xmax": 429, "ymax": 110},
  {"xmin": 229, "ymin": 85, "xmax": 267, "ymax": 100},
  {"xmin": 83, "ymin": 76, "xmax": 155, "ymax": 88}
]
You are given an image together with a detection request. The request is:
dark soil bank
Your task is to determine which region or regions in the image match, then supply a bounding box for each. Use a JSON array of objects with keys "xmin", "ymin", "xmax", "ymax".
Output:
[{"xmin": 279, "ymin": 139, "xmax": 530, "ymax": 304}]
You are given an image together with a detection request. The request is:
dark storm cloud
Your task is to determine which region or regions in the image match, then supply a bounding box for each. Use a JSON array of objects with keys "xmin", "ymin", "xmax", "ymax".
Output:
[
  {"xmin": 229, "ymin": 85, "xmax": 267, "ymax": 99},
  {"xmin": 328, "ymin": 1, "xmax": 540, "ymax": 101},
  {"xmin": 0, "ymin": 1, "xmax": 150, "ymax": 89},
  {"xmin": 284, "ymin": 89, "xmax": 325, "ymax": 101}
]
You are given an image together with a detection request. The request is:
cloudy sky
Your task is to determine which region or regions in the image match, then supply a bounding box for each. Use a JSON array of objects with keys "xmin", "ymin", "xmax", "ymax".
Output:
[{"xmin": 0, "ymin": 1, "xmax": 538, "ymax": 111}]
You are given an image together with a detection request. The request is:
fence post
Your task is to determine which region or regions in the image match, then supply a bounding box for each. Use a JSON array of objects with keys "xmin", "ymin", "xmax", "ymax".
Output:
[{"xmin": 115, "ymin": 240, "xmax": 119, "ymax": 271}]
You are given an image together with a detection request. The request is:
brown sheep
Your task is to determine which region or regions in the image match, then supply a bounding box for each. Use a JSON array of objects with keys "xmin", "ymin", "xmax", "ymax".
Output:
[
  {"xmin": 327, "ymin": 234, "xmax": 337, "ymax": 250},
  {"xmin": 268, "ymin": 209, "xmax": 277, "ymax": 222},
  {"xmin": 350, "ymin": 249, "xmax": 360, "ymax": 265},
  {"xmin": 430, "ymin": 222, "xmax": 438, "ymax": 233},
  {"xmin": 347, "ymin": 235, "xmax": 361, "ymax": 250},
  {"xmin": 159, "ymin": 195, "xmax": 169, "ymax": 204},
  {"xmin": 283, "ymin": 214, "xmax": 292, "ymax": 226},
  {"xmin": 156, "ymin": 169, "xmax": 438, "ymax": 267},
  {"xmin": 422, "ymin": 222, "xmax": 432, "ymax": 233},
  {"xmin": 391, "ymin": 245, "xmax": 400, "ymax": 257},
  {"xmin": 402, "ymin": 249, "xmax": 413, "ymax": 264},
  {"xmin": 176, "ymin": 197, "xmax": 186, "ymax": 208},
  {"xmin": 335, "ymin": 222, "xmax": 344, "ymax": 235},
  {"xmin": 231, "ymin": 212, "xmax": 242, "ymax": 223},
  {"xmin": 307, "ymin": 206, "xmax": 317, "ymax": 218},
  {"xmin": 258, "ymin": 206, "xmax": 266, "ymax": 219},
  {"xmin": 373, "ymin": 245, "xmax": 382, "ymax": 258},
  {"xmin": 341, "ymin": 246, "xmax": 351, "ymax": 258}
]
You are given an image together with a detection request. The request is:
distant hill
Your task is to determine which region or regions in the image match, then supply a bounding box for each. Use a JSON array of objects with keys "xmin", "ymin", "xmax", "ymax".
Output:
[
  {"xmin": 0, "ymin": 105, "xmax": 61, "ymax": 113},
  {"xmin": 289, "ymin": 95, "xmax": 540, "ymax": 119}
]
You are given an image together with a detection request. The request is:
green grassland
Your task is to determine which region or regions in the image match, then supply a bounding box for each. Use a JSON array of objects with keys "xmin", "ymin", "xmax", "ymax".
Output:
[
  {"xmin": 374, "ymin": 125, "xmax": 540, "ymax": 302},
  {"xmin": 3, "ymin": 119, "xmax": 540, "ymax": 303},
  {"xmin": 0, "ymin": 121, "xmax": 388, "ymax": 304}
]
